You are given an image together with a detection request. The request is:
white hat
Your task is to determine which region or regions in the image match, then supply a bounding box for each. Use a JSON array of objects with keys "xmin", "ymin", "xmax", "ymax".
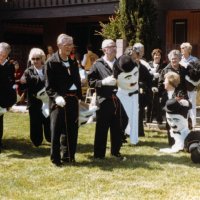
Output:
[{"xmin": 101, "ymin": 39, "xmax": 115, "ymax": 49}]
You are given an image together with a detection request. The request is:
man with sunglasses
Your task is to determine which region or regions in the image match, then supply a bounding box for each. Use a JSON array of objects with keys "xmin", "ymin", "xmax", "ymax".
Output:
[{"xmin": 45, "ymin": 33, "xmax": 82, "ymax": 166}]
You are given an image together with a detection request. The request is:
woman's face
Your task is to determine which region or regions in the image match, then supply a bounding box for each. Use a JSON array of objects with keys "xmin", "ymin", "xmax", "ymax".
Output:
[
  {"xmin": 170, "ymin": 55, "xmax": 180, "ymax": 69},
  {"xmin": 31, "ymin": 54, "xmax": 43, "ymax": 68},
  {"xmin": 164, "ymin": 78, "xmax": 173, "ymax": 91},
  {"xmin": 153, "ymin": 52, "xmax": 161, "ymax": 64},
  {"xmin": 181, "ymin": 46, "xmax": 190, "ymax": 57}
]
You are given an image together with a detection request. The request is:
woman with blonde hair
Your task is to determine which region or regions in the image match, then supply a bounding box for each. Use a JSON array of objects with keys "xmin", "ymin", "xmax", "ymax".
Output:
[
  {"xmin": 161, "ymin": 71, "xmax": 188, "ymax": 146},
  {"xmin": 23, "ymin": 48, "xmax": 51, "ymax": 147}
]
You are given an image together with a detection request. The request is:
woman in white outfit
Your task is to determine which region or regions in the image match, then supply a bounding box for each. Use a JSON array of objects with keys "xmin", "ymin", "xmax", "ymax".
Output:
[{"xmin": 180, "ymin": 42, "xmax": 198, "ymax": 128}]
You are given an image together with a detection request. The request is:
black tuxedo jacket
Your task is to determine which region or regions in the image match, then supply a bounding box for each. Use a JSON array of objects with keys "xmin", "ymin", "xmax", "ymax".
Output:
[
  {"xmin": 23, "ymin": 66, "xmax": 45, "ymax": 108},
  {"xmin": 0, "ymin": 60, "xmax": 16, "ymax": 108},
  {"xmin": 45, "ymin": 52, "xmax": 82, "ymax": 109}
]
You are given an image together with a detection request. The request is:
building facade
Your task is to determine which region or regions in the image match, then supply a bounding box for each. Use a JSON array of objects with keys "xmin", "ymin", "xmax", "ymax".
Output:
[{"xmin": 0, "ymin": 0, "xmax": 200, "ymax": 67}]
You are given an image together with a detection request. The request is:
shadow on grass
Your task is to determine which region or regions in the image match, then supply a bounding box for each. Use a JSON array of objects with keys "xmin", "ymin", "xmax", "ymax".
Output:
[
  {"xmin": 73, "ymin": 153, "xmax": 200, "ymax": 171},
  {"xmin": 2, "ymin": 138, "xmax": 50, "ymax": 159}
]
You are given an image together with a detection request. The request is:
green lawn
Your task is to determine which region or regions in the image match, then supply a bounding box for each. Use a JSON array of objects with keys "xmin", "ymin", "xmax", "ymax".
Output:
[{"xmin": 0, "ymin": 112, "xmax": 200, "ymax": 200}]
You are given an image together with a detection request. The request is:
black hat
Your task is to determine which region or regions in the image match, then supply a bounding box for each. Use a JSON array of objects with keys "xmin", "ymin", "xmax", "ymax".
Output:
[
  {"xmin": 191, "ymin": 144, "xmax": 200, "ymax": 163},
  {"xmin": 113, "ymin": 55, "xmax": 138, "ymax": 78},
  {"xmin": 186, "ymin": 60, "xmax": 200, "ymax": 82},
  {"xmin": 184, "ymin": 131, "xmax": 200, "ymax": 152},
  {"xmin": 164, "ymin": 98, "xmax": 191, "ymax": 118}
]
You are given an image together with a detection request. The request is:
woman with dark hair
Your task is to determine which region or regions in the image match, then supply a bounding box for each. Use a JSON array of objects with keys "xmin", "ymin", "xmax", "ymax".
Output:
[{"xmin": 147, "ymin": 48, "xmax": 165, "ymax": 124}]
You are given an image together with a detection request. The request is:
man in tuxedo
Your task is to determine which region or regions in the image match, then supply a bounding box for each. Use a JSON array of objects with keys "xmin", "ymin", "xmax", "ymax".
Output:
[
  {"xmin": 45, "ymin": 34, "xmax": 82, "ymax": 166},
  {"xmin": 0, "ymin": 42, "xmax": 17, "ymax": 152}
]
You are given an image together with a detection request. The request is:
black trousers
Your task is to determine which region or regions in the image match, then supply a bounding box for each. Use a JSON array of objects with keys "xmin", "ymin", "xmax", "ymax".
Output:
[
  {"xmin": 29, "ymin": 106, "xmax": 51, "ymax": 147},
  {"xmin": 139, "ymin": 106, "xmax": 145, "ymax": 137},
  {"xmin": 94, "ymin": 98, "xmax": 123, "ymax": 158},
  {"xmin": 146, "ymin": 92, "xmax": 163, "ymax": 123},
  {"xmin": 0, "ymin": 115, "xmax": 3, "ymax": 146},
  {"xmin": 50, "ymin": 96, "xmax": 79, "ymax": 163}
]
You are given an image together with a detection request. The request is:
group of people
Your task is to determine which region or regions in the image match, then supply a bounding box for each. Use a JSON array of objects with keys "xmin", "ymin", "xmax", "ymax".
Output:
[{"xmin": 0, "ymin": 34, "xmax": 200, "ymax": 166}]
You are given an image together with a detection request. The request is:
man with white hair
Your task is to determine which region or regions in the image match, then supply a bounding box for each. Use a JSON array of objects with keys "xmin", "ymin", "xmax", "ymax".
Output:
[
  {"xmin": 0, "ymin": 42, "xmax": 17, "ymax": 152},
  {"xmin": 45, "ymin": 33, "xmax": 82, "ymax": 166},
  {"xmin": 88, "ymin": 39, "xmax": 126, "ymax": 161}
]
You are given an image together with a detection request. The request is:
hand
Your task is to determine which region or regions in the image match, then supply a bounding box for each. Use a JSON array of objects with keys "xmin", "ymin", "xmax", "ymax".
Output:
[
  {"xmin": 102, "ymin": 75, "xmax": 116, "ymax": 86},
  {"xmin": 153, "ymin": 73, "xmax": 159, "ymax": 79},
  {"xmin": 55, "ymin": 96, "xmax": 66, "ymax": 107},
  {"xmin": 12, "ymin": 84, "xmax": 18, "ymax": 90},
  {"xmin": 152, "ymin": 87, "xmax": 158, "ymax": 93}
]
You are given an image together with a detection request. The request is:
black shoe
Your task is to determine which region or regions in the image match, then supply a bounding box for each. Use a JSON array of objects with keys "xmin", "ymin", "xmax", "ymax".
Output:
[
  {"xmin": 93, "ymin": 156, "xmax": 105, "ymax": 161},
  {"xmin": 52, "ymin": 160, "xmax": 62, "ymax": 167},
  {"xmin": 61, "ymin": 157, "xmax": 76, "ymax": 163},
  {"xmin": 111, "ymin": 153, "xmax": 127, "ymax": 161}
]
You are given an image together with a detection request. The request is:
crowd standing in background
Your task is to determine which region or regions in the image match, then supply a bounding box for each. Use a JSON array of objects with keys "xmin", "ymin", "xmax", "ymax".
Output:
[{"xmin": 0, "ymin": 36, "xmax": 200, "ymax": 165}]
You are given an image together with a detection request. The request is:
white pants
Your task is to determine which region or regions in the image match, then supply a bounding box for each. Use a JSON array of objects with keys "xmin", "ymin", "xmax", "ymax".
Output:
[
  {"xmin": 187, "ymin": 91, "xmax": 197, "ymax": 127},
  {"xmin": 117, "ymin": 90, "xmax": 139, "ymax": 144}
]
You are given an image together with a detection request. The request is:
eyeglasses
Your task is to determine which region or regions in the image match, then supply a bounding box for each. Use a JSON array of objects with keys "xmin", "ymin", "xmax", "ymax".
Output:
[
  {"xmin": 106, "ymin": 46, "xmax": 116, "ymax": 48},
  {"xmin": 31, "ymin": 57, "xmax": 41, "ymax": 61}
]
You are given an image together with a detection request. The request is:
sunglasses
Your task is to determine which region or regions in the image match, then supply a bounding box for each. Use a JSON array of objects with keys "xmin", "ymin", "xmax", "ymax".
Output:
[{"xmin": 31, "ymin": 57, "xmax": 41, "ymax": 61}]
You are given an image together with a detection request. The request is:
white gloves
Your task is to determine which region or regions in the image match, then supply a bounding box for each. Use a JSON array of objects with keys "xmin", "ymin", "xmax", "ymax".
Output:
[
  {"xmin": 153, "ymin": 73, "xmax": 159, "ymax": 79},
  {"xmin": 152, "ymin": 87, "xmax": 158, "ymax": 93},
  {"xmin": 0, "ymin": 106, "xmax": 7, "ymax": 116},
  {"xmin": 55, "ymin": 96, "xmax": 66, "ymax": 107},
  {"xmin": 102, "ymin": 75, "xmax": 116, "ymax": 86}
]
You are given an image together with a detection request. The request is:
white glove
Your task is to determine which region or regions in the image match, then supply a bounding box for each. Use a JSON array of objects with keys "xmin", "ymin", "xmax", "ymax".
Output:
[
  {"xmin": 12, "ymin": 84, "xmax": 17, "ymax": 90},
  {"xmin": 55, "ymin": 96, "xmax": 66, "ymax": 107},
  {"xmin": 152, "ymin": 87, "xmax": 158, "ymax": 93},
  {"xmin": 153, "ymin": 73, "xmax": 159, "ymax": 79},
  {"xmin": 102, "ymin": 75, "xmax": 116, "ymax": 86}
]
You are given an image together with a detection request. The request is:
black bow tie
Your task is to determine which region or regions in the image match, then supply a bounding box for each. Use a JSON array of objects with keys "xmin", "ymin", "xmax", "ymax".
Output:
[
  {"xmin": 173, "ymin": 131, "xmax": 181, "ymax": 135},
  {"xmin": 128, "ymin": 90, "xmax": 139, "ymax": 96}
]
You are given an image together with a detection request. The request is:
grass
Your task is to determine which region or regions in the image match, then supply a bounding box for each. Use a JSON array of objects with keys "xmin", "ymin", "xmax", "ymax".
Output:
[{"xmin": 0, "ymin": 112, "xmax": 200, "ymax": 200}]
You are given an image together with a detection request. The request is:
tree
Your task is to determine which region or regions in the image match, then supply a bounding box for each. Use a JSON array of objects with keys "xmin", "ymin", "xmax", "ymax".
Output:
[{"xmin": 98, "ymin": 0, "xmax": 160, "ymax": 59}]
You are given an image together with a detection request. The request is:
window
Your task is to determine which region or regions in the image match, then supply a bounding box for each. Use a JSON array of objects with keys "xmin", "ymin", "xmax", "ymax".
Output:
[{"xmin": 173, "ymin": 19, "xmax": 187, "ymax": 44}]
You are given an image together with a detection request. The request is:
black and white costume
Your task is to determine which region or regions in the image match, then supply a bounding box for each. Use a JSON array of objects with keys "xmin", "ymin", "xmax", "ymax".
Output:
[
  {"xmin": 158, "ymin": 63, "xmax": 187, "ymax": 97},
  {"xmin": 0, "ymin": 59, "xmax": 16, "ymax": 149},
  {"xmin": 45, "ymin": 52, "xmax": 82, "ymax": 164},
  {"xmin": 113, "ymin": 55, "xmax": 139, "ymax": 144},
  {"xmin": 146, "ymin": 61, "xmax": 164, "ymax": 123},
  {"xmin": 160, "ymin": 98, "xmax": 191, "ymax": 153},
  {"xmin": 185, "ymin": 131, "xmax": 200, "ymax": 163},
  {"xmin": 88, "ymin": 57, "xmax": 127, "ymax": 158},
  {"xmin": 138, "ymin": 62, "xmax": 152, "ymax": 136},
  {"xmin": 184, "ymin": 60, "xmax": 200, "ymax": 128},
  {"xmin": 24, "ymin": 65, "xmax": 51, "ymax": 146}
]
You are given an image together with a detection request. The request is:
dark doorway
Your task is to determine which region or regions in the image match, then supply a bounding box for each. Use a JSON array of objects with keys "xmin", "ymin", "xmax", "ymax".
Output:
[{"xmin": 66, "ymin": 22, "xmax": 103, "ymax": 59}]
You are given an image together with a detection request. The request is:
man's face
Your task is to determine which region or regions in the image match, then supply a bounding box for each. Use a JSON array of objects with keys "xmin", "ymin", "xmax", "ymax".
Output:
[
  {"xmin": 58, "ymin": 39, "xmax": 73, "ymax": 56},
  {"xmin": 103, "ymin": 42, "xmax": 117, "ymax": 58},
  {"xmin": 166, "ymin": 113, "xmax": 187, "ymax": 132},
  {"xmin": 0, "ymin": 50, "xmax": 8, "ymax": 65},
  {"xmin": 117, "ymin": 67, "xmax": 139, "ymax": 91}
]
